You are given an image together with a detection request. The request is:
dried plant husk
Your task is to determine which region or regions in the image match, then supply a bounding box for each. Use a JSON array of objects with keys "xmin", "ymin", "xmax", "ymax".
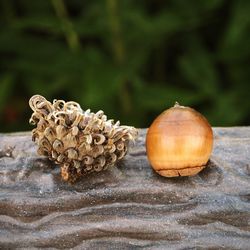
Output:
[{"xmin": 29, "ymin": 95, "xmax": 138, "ymax": 182}]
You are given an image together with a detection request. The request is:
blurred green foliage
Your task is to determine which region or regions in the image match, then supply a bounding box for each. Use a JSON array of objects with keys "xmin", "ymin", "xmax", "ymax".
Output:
[{"xmin": 0, "ymin": 0, "xmax": 250, "ymax": 132}]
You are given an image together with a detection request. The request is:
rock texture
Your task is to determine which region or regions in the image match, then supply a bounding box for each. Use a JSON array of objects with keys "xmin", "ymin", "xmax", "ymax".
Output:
[{"xmin": 0, "ymin": 128, "xmax": 250, "ymax": 249}]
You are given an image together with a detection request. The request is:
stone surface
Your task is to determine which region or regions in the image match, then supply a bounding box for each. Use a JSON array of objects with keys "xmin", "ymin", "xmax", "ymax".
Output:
[{"xmin": 0, "ymin": 128, "xmax": 250, "ymax": 249}]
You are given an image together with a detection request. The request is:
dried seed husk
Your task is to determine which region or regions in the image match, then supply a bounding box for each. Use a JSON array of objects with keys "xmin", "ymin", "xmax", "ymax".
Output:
[{"xmin": 29, "ymin": 95, "xmax": 138, "ymax": 182}]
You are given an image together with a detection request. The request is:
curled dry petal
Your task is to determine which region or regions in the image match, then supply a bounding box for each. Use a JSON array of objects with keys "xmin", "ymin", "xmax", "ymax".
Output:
[
  {"xmin": 105, "ymin": 153, "xmax": 117, "ymax": 165},
  {"xmin": 52, "ymin": 150, "xmax": 58, "ymax": 159},
  {"xmin": 29, "ymin": 95, "xmax": 53, "ymax": 116},
  {"xmin": 64, "ymin": 101, "xmax": 81, "ymax": 111},
  {"xmin": 38, "ymin": 147, "xmax": 48, "ymax": 156},
  {"xmin": 56, "ymin": 125, "xmax": 67, "ymax": 138},
  {"xmin": 57, "ymin": 154, "xmax": 66, "ymax": 163},
  {"xmin": 39, "ymin": 137, "xmax": 51, "ymax": 150},
  {"xmin": 64, "ymin": 133, "xmax": 78, "ymax": 148},
  {"xmin": 101, "ymin": 115, "xmax": 107, "ymax": 122},
  {"xmin": 30, "ymin": 113, "xmax": 40, "ymax": 125},
  {"xmin": 116, "ymin": 140, "xmax": 124, "ymax": 151},
  {"xmin": 44, "ymin": 127, "xmax": 55, "ymax": 142},
  {"xmin": 95, "ymin": 110, "xmax": 104, "ymax": 118},
  {"xmin": 71, "ymin": 114, "xmax": 82, "ymax": 127},
  {"xmin": 73, "ymin": 160, "xmax": 81, "ymax": 169},
  {"xmin": 71, "ymin": 126, "xmax": 79, "ymax": 136},
  {"xmin": 93, "ymin": 134, "xmax": 106, "ymax": 145},
  {"xmin": 114, "ymin": 121, "xmax": 120, "ymax": 127},
  {"xmin": 52, "ymin": 139, "xmax": 64, "ymax": 153},
  {"xmin": 78, "ymin": 141, "xmax": 91, "ymax": 155},
  {"xmin": 93, "ymin": 156, "xmax": 106, "ymax": 172},
  {"xmin": 29, "ymin": 95, "xmax": 48, "ymax": 112},
  {"xmin": 117, "ymin": 145, "xmax": 128, "ymax": 160},
  {"xmin": 91, "ymin": 145, "xmax": 104, "ymax": 158},
  {"xmin": 86, "ymin": 165, "xmax": 93, "ymax": 171},
  {"xmin": 53, "ymin": 100, "xmax": 65, "ymax": 111},
  {"xmin": 82, "ymin": 155, "xmax": 94, "ymax": 165},
  {"xmin": 105, "ymin": 143, "xmax": 116, "ymax": 153},
  {"xmin": 32, "ymin": 131, "xmax": 39, "ymax": 142},
  {"xmin": 65, "ymin": 148, "xmax": 78, "ymax": 160}
]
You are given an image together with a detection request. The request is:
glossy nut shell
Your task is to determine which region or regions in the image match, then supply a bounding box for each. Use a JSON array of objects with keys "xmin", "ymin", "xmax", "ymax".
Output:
[{"xmin": 146, "ymin": 103, "xmax": 213, "ymax": 177}]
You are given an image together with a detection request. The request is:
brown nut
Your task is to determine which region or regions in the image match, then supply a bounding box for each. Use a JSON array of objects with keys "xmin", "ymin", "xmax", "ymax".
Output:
[{"xmin": 146, "ymin": 102, "xmax": 213, "ymax": 177}]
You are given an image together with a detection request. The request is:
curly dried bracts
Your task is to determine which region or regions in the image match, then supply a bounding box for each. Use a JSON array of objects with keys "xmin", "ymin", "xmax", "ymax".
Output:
[{"xmin": 29, "ymin": 95, "xmax": 138, "ymax": 182}]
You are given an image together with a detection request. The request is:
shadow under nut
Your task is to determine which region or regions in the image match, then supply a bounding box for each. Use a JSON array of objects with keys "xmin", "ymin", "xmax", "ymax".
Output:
[{"xmin": 157, "ymin": 166, "xmax": 205, "ymax": 177}]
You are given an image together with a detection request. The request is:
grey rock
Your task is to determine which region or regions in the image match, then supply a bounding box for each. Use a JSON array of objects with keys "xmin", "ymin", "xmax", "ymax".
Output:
[{"xmin": 0, "ymin": 128, "xmax": 249, "ymax": 249}]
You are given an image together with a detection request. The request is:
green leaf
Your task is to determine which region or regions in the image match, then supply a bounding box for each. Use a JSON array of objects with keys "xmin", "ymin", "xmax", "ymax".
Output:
[
  {"xmin": 0, "ymin": 74, "xmax": 14, "ymax": 113},
  {"xmin": 178, "ymin": 38, "xmax": 219, "ymax": 96},
  {"xmin": 134, "ymin": 82, "xmax": 204, "ymax": 111}
]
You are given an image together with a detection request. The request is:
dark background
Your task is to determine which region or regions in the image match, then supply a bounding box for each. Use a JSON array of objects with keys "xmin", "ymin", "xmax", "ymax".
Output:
[{"xmin": 0, "ymin": 0, "xmax": 250, "ymax": 132}]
